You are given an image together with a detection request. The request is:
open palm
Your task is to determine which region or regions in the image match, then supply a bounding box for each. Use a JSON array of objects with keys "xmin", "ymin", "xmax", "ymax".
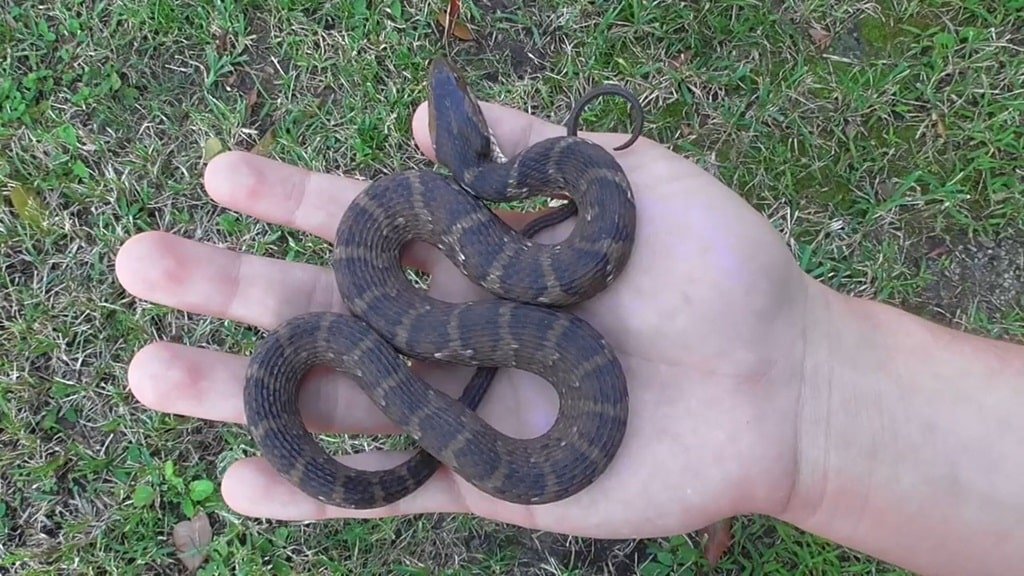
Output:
[{"xmin": 117, "ymin": 100, "xmax": 811, "ymax": 539}]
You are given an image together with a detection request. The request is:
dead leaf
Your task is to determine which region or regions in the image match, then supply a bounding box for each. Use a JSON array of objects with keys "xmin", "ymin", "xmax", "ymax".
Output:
[
  {"xmin": 808, "ymin": 26, "xmax": 832, "ymax": 49},
  {"xmin": 436, "ymin": 13, "xmax": 473, "ymax": 40},
  {"xmin": 876, "ymin": 179, "xmax": 896, "ymax": 200},
  {"xmin": 668, "ymin": 51, "xmax": 692, "ymax": 70},
  {"xmin": 246, "ymin": 86, "xmax": 258, "ymax": 110},
  {"xmin": 202, "ymin": 137, "xmax": 225, "ymax": 162},
  {"xmin": 844, "ymin": 118, "xmax": 860, "ymax": 138},
  {"xmin": 699, "ymin": 517, "xmax": 733, "ymax": 568},
  {"xmin": 8, "ymin": 183, "xmax": 46, "ymax": 228},
  {"xmin": 215, "ymin": 30, "xmax": 230, "ymax": 55},
  {"xmin": 173, "ymin": 511, "xmax": 212, "ymax": 573},
  {"xmin": 437, "ymin": 0, "xmax": 473, "ymax": 40},
  {"xmin": 250, "ymin": 127, "xmax": 276, "ymax": 157},
  {"xmin": 445, "ymin": 0, "xmax": 460, "ymax": 23},
  {"xmin": 933, "ymin": 112, "xmax": 947, "ymax": 137}
]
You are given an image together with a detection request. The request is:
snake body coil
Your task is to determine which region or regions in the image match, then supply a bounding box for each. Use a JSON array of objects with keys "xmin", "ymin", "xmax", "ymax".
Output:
[{"xmin": 243, "ymin": 57, "xmax": 641, "ymax": 508}]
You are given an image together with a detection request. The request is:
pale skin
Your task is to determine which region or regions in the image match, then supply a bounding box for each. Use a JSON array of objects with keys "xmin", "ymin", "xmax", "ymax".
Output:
[{"xmin": 115, "ymin": 101, "xmax": 1024, "ymax": 575}]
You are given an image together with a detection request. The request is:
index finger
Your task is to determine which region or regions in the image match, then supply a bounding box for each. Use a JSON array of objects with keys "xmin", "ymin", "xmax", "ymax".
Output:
[{"xmin": 201, "ymin": 99, "xmax": 606, "ymax": 277}]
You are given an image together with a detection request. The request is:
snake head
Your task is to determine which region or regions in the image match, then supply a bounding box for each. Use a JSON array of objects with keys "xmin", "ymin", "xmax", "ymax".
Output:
[{"xmin": 427, "ymin": 57, "xmax": 498, "ymax": 174}]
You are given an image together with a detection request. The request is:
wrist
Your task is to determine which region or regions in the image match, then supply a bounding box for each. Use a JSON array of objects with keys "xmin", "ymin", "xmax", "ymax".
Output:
[
  {"xmin": 780, "ymin": 281, "xmax": 882, "ymax": 529},
  {"xmin": 779, "ymin": 277, "xmax": 1024, "ymax": 575}
]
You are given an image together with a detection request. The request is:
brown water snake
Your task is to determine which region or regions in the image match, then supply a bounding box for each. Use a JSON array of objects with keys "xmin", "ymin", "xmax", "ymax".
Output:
[{"xmin": 242, "ymin": 57, "xmax": 643, "ymax": 508}]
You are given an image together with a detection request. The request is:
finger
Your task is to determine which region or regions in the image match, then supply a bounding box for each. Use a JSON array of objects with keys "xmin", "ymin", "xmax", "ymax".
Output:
[
  {"xmin": 126, "ymin": 340, "xmax": 476, "ymax": 435},
  {"xmin": 115, "ymin": 214, "xmax": 565, "ymax": 336},
  {"xmin": 203, "ymin": 151, "xmax": 441, "ymax": 272},
  {"xmin": 116, "ymin": 231, "xmax": 343, "ymax": 330},
  {"xmin": 114, "ymin": 227, "xmax": 515, "ymax": 337},
  {"xmin": 221, "ymin": 454, "xmax": 474, "ymax": 521},
  {"xmin": 203, "ymin": 150, "xmax": 360, "ymax": 243},
  {"xmin": 204, "ymin": 149, "xmax": 545, "ymax": 274},
  {"xmin": 222, "ymin": 453, "xmax": 544, "ymax": 531}
]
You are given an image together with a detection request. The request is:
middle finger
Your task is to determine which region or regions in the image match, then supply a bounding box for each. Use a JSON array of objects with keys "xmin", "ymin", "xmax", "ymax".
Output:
[
  {"xmin": 201, "ymin": 150, "xmax": 549, "ymax": 275},
  {"xmin": 116, "ymin": 231, "xmax": 344, "ymax": 330}
]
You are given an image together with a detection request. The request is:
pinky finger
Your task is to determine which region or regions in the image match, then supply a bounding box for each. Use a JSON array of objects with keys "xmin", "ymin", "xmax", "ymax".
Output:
[{"xmin": 220, "ymin": 452, "xmax": 472, "ymax": 521}]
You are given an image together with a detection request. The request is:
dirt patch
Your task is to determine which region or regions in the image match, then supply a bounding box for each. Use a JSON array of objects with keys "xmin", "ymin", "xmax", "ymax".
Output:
[
  {"xmin": 915, "ymin": 234, "xmax": 1024, "ymax": 327},
  {"xmin": 477, "ymin": 0, "xmax": 515, "ymax": 14},
  {"xmin": 829, "ymin": 19, "xmax": 869, "ymax": 61},
  {"xmin": 405, "ymin": 517, "xmax": 650, "ymax": 574},
  {"xmin": 215, "ymin": 15, "xmax": 291, "ymax": 148},
  {"xmin": 504, "ymin": 39, "xmax": 547, "ymax": 77},
  {"xmin": 449, "ymin": 4, "xmax": 553, "ymax": 80},
  {"xmin": 512, "ymin": 531, "xmax": 648, "ymax": 574}
]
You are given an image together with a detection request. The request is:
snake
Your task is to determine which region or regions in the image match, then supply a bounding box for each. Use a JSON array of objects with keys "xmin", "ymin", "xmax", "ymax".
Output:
[{"xmin": 242, "ymin": 57, "xmax": 644, "ymax": 509}]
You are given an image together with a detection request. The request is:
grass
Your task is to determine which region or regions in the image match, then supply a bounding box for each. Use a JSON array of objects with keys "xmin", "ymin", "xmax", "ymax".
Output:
[{"xmin": 2, "ymin": 0, "xmax": 1022, "ymax": 573}]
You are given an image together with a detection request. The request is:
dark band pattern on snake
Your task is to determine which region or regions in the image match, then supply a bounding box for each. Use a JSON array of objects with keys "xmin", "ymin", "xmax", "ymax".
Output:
[{"xmin": 242, "ymin": 57, "xmax": 644, "ymax": 508}]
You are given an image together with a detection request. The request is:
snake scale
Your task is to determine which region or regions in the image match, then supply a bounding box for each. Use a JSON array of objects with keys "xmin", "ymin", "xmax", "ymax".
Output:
[{"xmin": 243, "ymin": 57, "xmax": 644, "ymax": 508}]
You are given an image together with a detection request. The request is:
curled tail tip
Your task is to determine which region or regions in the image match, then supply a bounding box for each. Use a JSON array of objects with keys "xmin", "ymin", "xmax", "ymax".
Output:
[{"xmin": 565, "ymin": 84, "xmax": 645, "ymax": 152}]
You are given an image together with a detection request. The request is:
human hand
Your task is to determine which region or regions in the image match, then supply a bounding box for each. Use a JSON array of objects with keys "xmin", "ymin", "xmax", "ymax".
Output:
[{"xmin": 116, "ymin": 99, "xmax": 817, "ymax": 539}]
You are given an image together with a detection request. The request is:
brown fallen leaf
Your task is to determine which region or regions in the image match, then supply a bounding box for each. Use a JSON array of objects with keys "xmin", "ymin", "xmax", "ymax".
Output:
[
  {"xmin": 173, "ymin": 511, "xmax": 212, "ymax": 573},
  {"xmin": 808, "ymin": 26, "xmax": 832, "ymax": 49},
  {"xmin": 437, "ymin": 0, "xmax": 473, "ymax": 40},
  {"xmin": 250, "ymin": 127, "xmax": 276, "ymax": 157},
  {"xmin": 246, "ymin": 86, "xmax": 259, "ymax": 110},
  {"xmin": 699, "ymin": 517, "xmax": 733, "ymax": 568},
  {"xmin": 437, "ymin": 14, "xmax": 474, "ymax": 40},
  {"xmin": 445, "ymin": 0, "xmax": 460, "ymax": 22}
]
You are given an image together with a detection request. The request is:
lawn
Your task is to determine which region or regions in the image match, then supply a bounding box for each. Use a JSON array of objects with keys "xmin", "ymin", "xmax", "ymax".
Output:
[{"xmin": 2, "ymin": 0, "xmax": 1022, "ymax": 573}]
